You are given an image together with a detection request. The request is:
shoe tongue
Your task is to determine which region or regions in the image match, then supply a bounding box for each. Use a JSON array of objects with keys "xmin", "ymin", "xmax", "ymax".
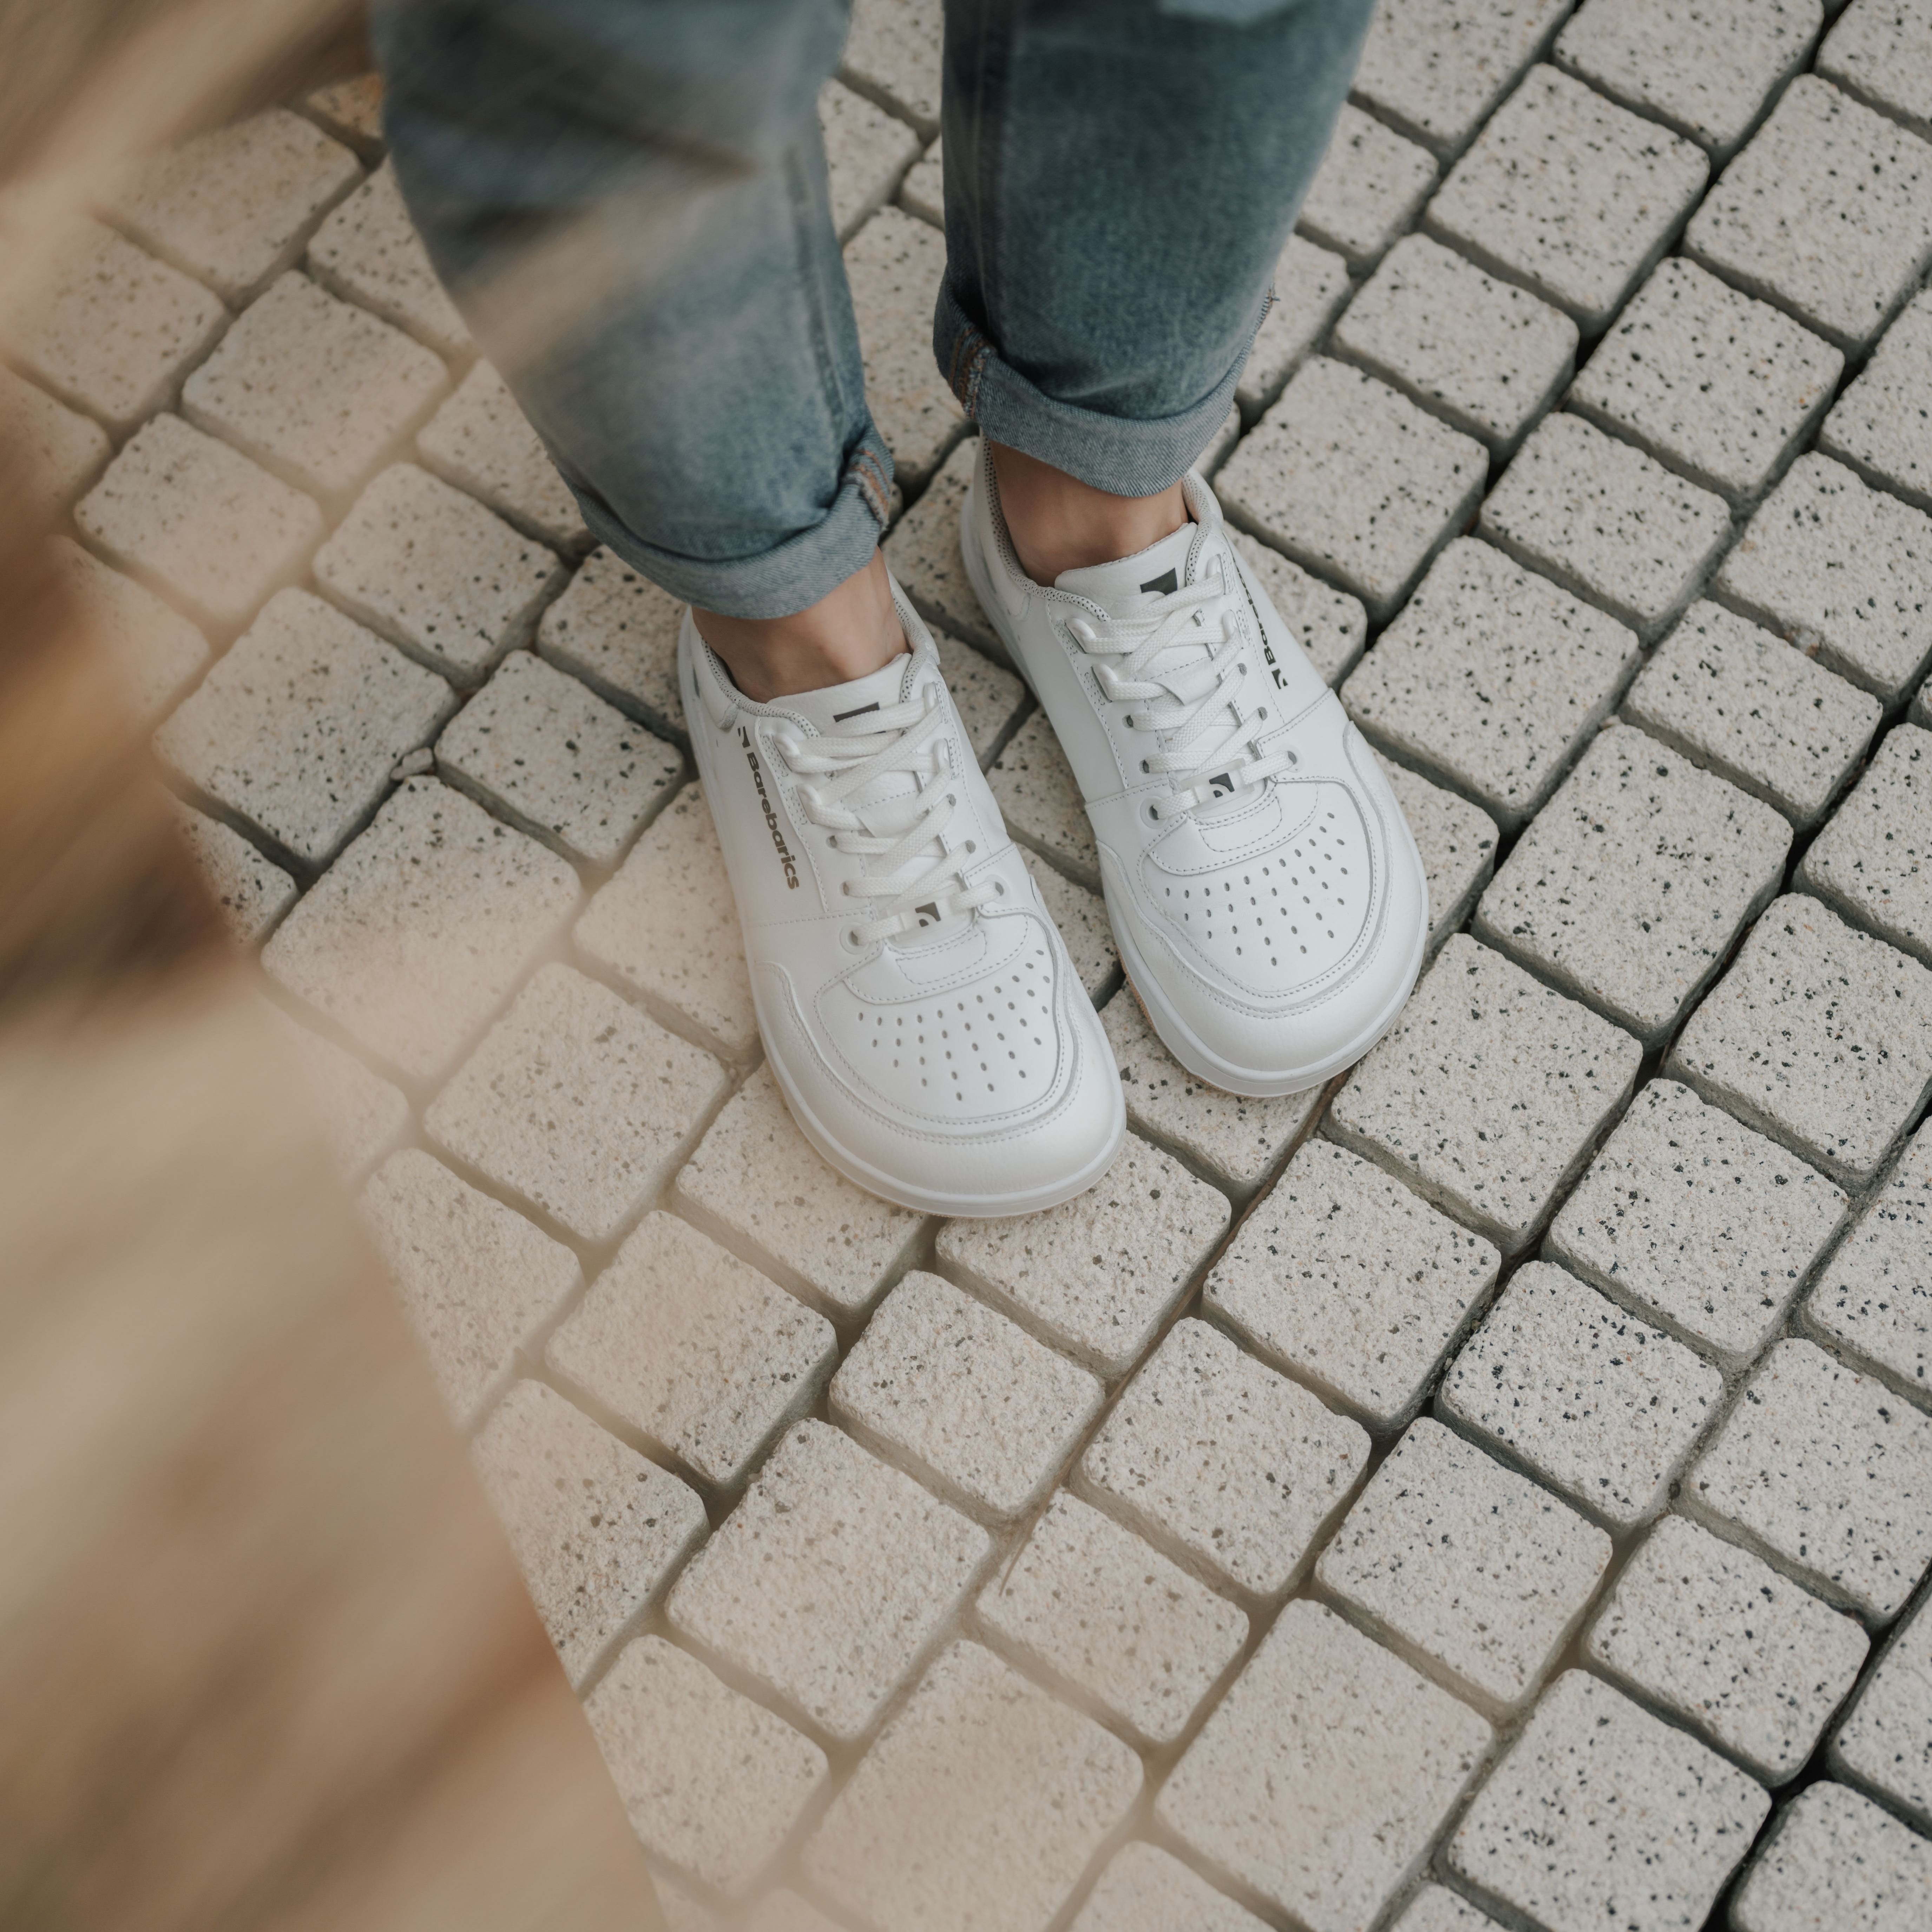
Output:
[
  {"xmin": 1054, "ymin": 519, "xmax": 1201, "ymax": 617},
  {"xmin": 776, "ymin": 650, "xmax": 915, "ymax": 735}
]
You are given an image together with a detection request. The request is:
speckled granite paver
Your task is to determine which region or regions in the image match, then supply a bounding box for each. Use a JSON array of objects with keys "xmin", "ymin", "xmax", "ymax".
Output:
[
  {"xmin": 1820, "ymin": 289, "xmax": 1932, "ymax": 514},
  {"xmin": 1731, "ymin": 1779, "xmax": 1932, "ymax": 1932},
  {"xmin": 987, "ymin": 710, "xmax": 1097, "ymax": 887},
  {"xmin": 49, "ymin": 537, "xmax": 209, "ymax": 725},
  {"xmin": 176, "ymin": 805, "xmax": 295, "ymax": 945},
  {"xmin": 1832, "ymin": 1586, "xmax": 1932, "ymax": 1830},
  {"xmin": 1798, "ymin": 725, "xmax": 1932, "ymax": 966},
  {"xmin": 1819, "ymin": 0, "xmax": 1932, "ymax": 142},
  {"xmin": 537, "ymin": 544, "xmax": 688, "ymax": 738},
  {"xmin": 306, "ymin": 160, "xmax": 473, "ymax": 357},
  {"xmin": 1068, "ymin": 1843, "xmax": 1269, "ymax": 1932},
  {"xmin": 1235, "ymin": 234, "xmax": 1352, "ymax": 419},
  {"xmin": 1298, "ymin": 103, "xmax": 1438, "ymax": 269},
  {"xmin": 845, "ymin": 207, "xmax": 961, "ymax": 490},
  {"xmin": 417, "ymin": 359, "xmax": 589, "ymax": 553},
  {"xmin": 1380, "ymin": 753, "xmax": 1501, "ymax": 949}
]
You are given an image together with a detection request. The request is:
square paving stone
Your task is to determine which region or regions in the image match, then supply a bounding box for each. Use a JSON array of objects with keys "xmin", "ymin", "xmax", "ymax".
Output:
[
  {"xmin": 576, "ymin": 784, "xmax": 756, "ymax": 1057},
  {"xmin": 1380, "ymin": 753, "xmax": 1501, "ymax": 949},
  {"xmin": 1568, "ymin": 257, "xmax": 1842, "ymax": 506},
  {"xmin": 2, "ymin": 368, "xmax": 108, "ymax": 518},
  {"xmin": 829, "ymin": 1270, "xmax": 1102, "ymax": 1524},
  {"xmin": 1297, "ymin": 104, "xmax": 1438, "ymax": 270},
  {"xmin": 1730, "ymin": 1779, "xmax": 1932, "ymax": 1932},
  {"xmin": 1622, "ymin": 600, "xmax": 1882, "ymax": 828},
  {"xmin": 821, "ymin": 78, "xmax": 922, "ymax": 241},
  {"xmin": 1392, "ymin": 1889, "xmax": 1510, "ymax": 1932},
  {"xmin": 306, "ymin": 160, "xmax": 473, "ymax": 358},
  {"xmin": 1231, "ymin": 527, "xmax": 1369, "ymax": 687},
  {"xmin": 361, "ymin": 1147, "xmax": 580, "ymax": 1428},
  {"xmin": 303, "ymin": 71, "xmax": 384, "ymax": 159},
  {"xmin": 1425, "ymin": 64, "xmax": 1709, "ymax": 334},
  {"xmin": 1331, "ymin": 232, "xmax": 1579, "ymax": 457},
  {"xmin": 987, "ymin": 710, "xmax": 1097, "ymax": 887},
  {"xmin": 1684, "ymin": 74, "xmax": 1932, "ymax": 353},
  {"xmin": 933, "ymin": 628, "xmax": 1025, "ymax": 767},
  {"xmin": 1439, "ymin": 1261, "xmax": 1723, "ymax": 1530},
  {"xmin": 1690, "ymin": 1337, "xmax": 1932, "ymax": 1619},
  {"xmin": 76, "ymin": 412, "xmax": 321, "ymax": 633},
  {"xmin": 154, "ymin": 586, "xmax": 456, "ymax": 867},
  {"xmin": 1549, "ymin": 1078, "xmax": 1848, "ymax": 1368},
  {"xmin": 803, "ymin": 1638, "xmax": 1141, "ymax": 1932},
  {"xmin": 265, "ymin": 1004, "xmax": 409, "ymax": 1182},
  {"xmin": 1665, "ymin": 892, "xmax": 1932, "ymax": 1188},
  {"xmin": 1068, "ymin": 1842, "xmax": 1269, "ymax": 1932},
  {"xmin": 471, "ymin": 1379, "xmax": 707, "ymax": 1686},
  {"xmin": 51, "ymin": 538, "xmax": 209, "ymax": 725},
  {"xmin": 1158, "ymin": 1599, "xmax": 1492, "ymax": 1932},
  {"xmin": 1024, "ymin": 850, "xmax": 1116, "ymax": 1001},
  {"xmin": 1344, "ymin": 538, "xmax": 1641, "ymax": 832},
  {"xmin": 1714, "ymin": 453, "xmax": 1932, "ymax": 701},
  {"xmin": 1101, "ymin": 992, "xmax": 1318, "ymax": 1198},
  {"xmin": 8, "ymin": 217, "xmax": 228, "ymax": 435},
  {"xmin": 262, "ymin": 777, "xmax": 579, "ymax": 1080},
  {"xmin": 537, "ymin": 544, "xmax": 686, "ymax": 738},
  {"xmin": 841, "ymin": 0, "xmax": 942, "ymax": 135},
  {"xmin": 176, "ymin": 805, "xmax": 295, "ymax": 945},
  {"xmin": 435, "ymin": 650, "xmax": 681, "ymax": 867},
  {"xmin": 1819, "ymin": 0, "xmax": 1932, "ymax": 143},
  {"xmin": 1473, "ymin": 720, "xmax": 1791, "ymax": 1045},
  {"xmin": 1799, "ymin": 724, "xmax": 1932, "ymax": 967},
  {"xmin": 1819, "ymin": 289, "xmax": 1932, "ymax": 515},
  {"xmin": 976, "ymin": 1491, "xmax": 1248, "ymax": 1747},
  {"xmin": 1353, "ymin": 0, "xmax": 1574, "ymax": 159},
  {"xmin": 1078, "ymin": 1317, "xmax": 1369, "ymax": 1601},
  {"xmin": 545, "ymin": 1211, "xmax": 835, "ymax": 1492},
  {"xmin": 899, "ymin": 135, "xmax": 942, "ymax": 226},
  {"xmin": 1805, "ymin": 1118, "xmax": 1932, "ymax": 1402},
  {"xmin": 935, "ymin": 1135, "xmax": 1230, "ymax": 1376},
  {"xmin": 1205, "ymin": 1139, "xmax": 1499, "ymax": 1432},
  {"xmin": 586, "ymin": 1635, "xmax": 828, "ymax": 1900},
  {"xmin": 846, "ymin": 206, "xmax": 961, "ymax": 491},
  {"xmin": 668, "ymin": 1419, "xmax": 989, "ymax": 1742},
  {"xmin": 416, "ymin": 359, "xmax": 589, "ymax": 553},
  {"xmin": 1586, "ymin": 1513, "xmax": 1870, "ymax": 1784},
  {"xmin": 1217, "ymin": 356, "xmax": 1488, "ymax": 622},
  {"xmin": 1832, "ymin": 1586, "xmax": 1932, "ymax": 1830},
  {"xmin": 1554, "ymin": 0, "xmax": 1824, "ymax": 161},
  {"xmin": 1317, "ymin": 1416, "xmax": 1612, "ymax": 1715},
  {"xmin": 181, "ymin": 270, "xmax": 448, "ymax": 508},
  {"xmin": 882, "ymin": 435, "xmax": 1000, "ymax": 656},
  {"xmin": 1478, "ymin": 411, "xmax": 1733, "ymax": 644},
  {"xmin": 426, "ymin": 962, "xmax": 727, "ymax": 1245},
  {"xmin": 102, "ymin": 107, "xmax": 360, "ymax": 303},
  {"xmin": 1329, "ymin": 934, "xmax": 1643, "ymax": 1256},
  {"xmin": 1236, "ymin": 234, "xmax": 1352, "ymax": 419},
  {"xmin": 676, "ymin": 1063, "xmax": 925, "ymax": 1319},
  {"xmin": 314, "ymin": 463, "xmax": 567, "ymax": 686},
  {"xmin": 1447, "ymin": 1669, "xmax": 1770, "ymax": 1930}
]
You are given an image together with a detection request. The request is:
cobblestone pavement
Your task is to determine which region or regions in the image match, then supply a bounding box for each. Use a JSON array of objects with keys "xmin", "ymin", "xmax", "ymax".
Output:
[{"xmin": 24, "ymin": 2, "xmax": 1932, "ymax": 1926}]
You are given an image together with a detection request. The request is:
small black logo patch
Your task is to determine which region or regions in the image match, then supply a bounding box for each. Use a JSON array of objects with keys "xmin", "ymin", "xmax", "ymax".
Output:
[
  {"xmin": 832, "ymin": 700, "xmax": 880, "ymax": 722},
  {"xmin": 1138, "ymin": 568, "xmax": 1179, "ymax": 596}
]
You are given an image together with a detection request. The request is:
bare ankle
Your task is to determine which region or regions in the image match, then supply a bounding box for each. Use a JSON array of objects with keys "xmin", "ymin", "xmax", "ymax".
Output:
[
  {"xmin": 694, "ymin": 549, "xmax": 907, "ymax": 702},
  {"xmin": 988, "ymin": 442, "xmax": 1189, "ymax": 584}
]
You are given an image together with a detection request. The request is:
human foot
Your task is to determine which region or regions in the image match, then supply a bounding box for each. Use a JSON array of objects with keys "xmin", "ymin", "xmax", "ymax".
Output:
[{"xmin": 961, "ymin": 445, "xmax": 1427, "ymax": 1097}]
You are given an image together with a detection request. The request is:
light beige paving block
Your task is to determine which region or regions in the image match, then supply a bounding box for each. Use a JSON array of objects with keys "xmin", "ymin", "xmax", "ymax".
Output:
[
  {"xmin": 846, "ymin": 206, "xmax": 961, "ymax": 490},
  {"xmin": 417, "ymin": 360, "xmax": 590, "ymax": 552},
  {"xmin": 1831, "ymin": 1586, "xmax": 1932, "ymax": 1831},
  {"xmin": 841, "ymin": 0, "xmax": 943, "ymax": 134},
  {"xmin": 676, "ymin": 1063, "xmax": 925, "ymax": 1317},
  {"xmin": 821, "ymin": 78, "xmax": 922, "ymax": 240},
  {"xmin": 1319, "ymin": 1416, "xmax": 1612, "ymax": 1716},
  {"xmin": 574, "ymin": 783, "xmax": 755, "ymax": 1056},
  {"xmin": 263, "ymin": 1004, "xmax": 409, "ymax": 1184},
  {"xmin": 181, "ymin": 270, "xmax": 448, "ymax": 507},
  {"xmin": 977, "ymin": 1490, "xmax": 1247, "ymax": 1747},
  {"xmin": 2, "ymin": 368, "xmax": 110, "ymax": 520},
  {"xmin": 361, "ymin": 1147, "xmax": 580, "ymax": 1428},
  {"xmin": 1819, "ymin": 0, "xmax": 1932, "ymax": 143},
  {"xmin": 48, "ymin": 537, "xmax": 209, "ymax": 725},
  {"xmin": 936, "ymin": 1135, "xmax": 1229, "ymax": 1376},
  {"xmin": 586, "ymin": 1635, "xmax": 828, "ymax": 1900},
  {"xmin": 742, "ymin": 1892, "xmax": 840, "ymax": 1932},
  {"xmin": 1229, "ymin": 527, "xmax": 1368, "ymax": 688},
  {"xmin": 103, "ymin": 107, "xmax": 360, "ymax": 303},
  {"xmin": 1079, "ymin": 1317, "xmax": 1369, "ymax": 1601},
  {"xmin": 548, "ymin": 1211, "xmax": 833, "ymax": 1493},
  {"xmin": 537, "ymin": 544, "xmax": 687, "ymax": 737},
  {"xmin": 1391, "ymin": 1888, "xmax": 1509, "ymax": 1932},
  {"xmin": 7, "ymin": 217, "xmax": 228, "ymax": 434},
  {"xmin": 804, "ymin": 1638, "xmax": 1141, "ymax": 1932},
  {"xmin": 829, "ymin": 1270, "xmax": 1101, "ymax": 1523},
  {"xmin": 1379, "ymin": 753, "xmax": 1499, "ymax": 950},
  {"xmin": 1237, "ymin": 234, "xmax": 1352, "ymax": 419},
  {"xmin": 1799, "ymin": 724, "xmax": 1932, "ymax": 967},
  {"xmin": 1158, "ymin": 1599, "xmax": 1492, "ymax": 1931},
  {"xmin": 1206, "ymin": 1139, "xmax": 1499, "ymax": 1432},
  {"xmin": 175, "ymin": 805, "xmax": 295, "ymax": 945},
  {"xmin": 75, "ymin": 412, "xmax": 320, "ymax": 633},
  {"xmin": 882, "ymin": 435, "xmax": 1000, "ymax": 655},
  {"xmin": 155, "ymin": 587, "xmax": 457, "ymax": 867},
  {"xmin": 933, "ymin": 629, "xmax": 1025, "ymax": 766},
  {"xmin": 435, "ymin": 650, "xmax": 681, "ymax": 866},
  {"xmin": 988, "ymin": 709, "xmax": 1097, "ymax": 885},
  {"xmin": 668, "ymin": 1419, "xmax": 990, "ymax": 1743},
  {"xmin": 1299, "ymin": 103, "xmax": 1437, "ymax": 270},
  {"xmin": 1820, "ymin": 288, "xmax": 1932, "ymax": 515},
  {"xmin": 262, "ymin": 777, "xmax": 579, "ymax": 1080},
  {"xmin": 307, "ymin": 160, "xmax": 473, "ymax": 358},
  {"xmin": 314, "ymin": 462, "xmax": 566, "ymax": 685},
  {"xmin": 899, "ymin": 137, "xmax": 942, "ymax": 225},
  {"xmin": 1731, "ymin": 1779, "xmax": 1932, "ymax": 1932},
  {"xmin": 1069, "ymin": 1843, "xmax": 1269, "ymax": 1932},
  {"xmin": 1021, "ymin": 849, "xmax": 1115, "ymax": 1002},
  {"xmin": 303, "ymin": 72, "xmax": 385, "ymax": 159},
  {"xmin": 426, "ymin": 963, "xmax": 727, "ymax": 1245},
  {"xmin": 472, "ymin": 1380, "xmax": 706, "ymax": 1686}
]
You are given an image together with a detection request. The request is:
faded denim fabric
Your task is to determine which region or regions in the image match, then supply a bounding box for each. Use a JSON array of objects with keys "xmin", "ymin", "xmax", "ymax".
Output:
[{"xmin": 375, "ymin": 0, "xmax": 1373, "ymax": 617}]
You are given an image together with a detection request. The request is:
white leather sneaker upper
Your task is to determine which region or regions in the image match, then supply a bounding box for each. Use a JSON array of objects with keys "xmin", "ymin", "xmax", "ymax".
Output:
[
  {"xmin": 961, "ymin": 443, "xmax": 1426, "ymax": 1095},
  {"xmin": 680, "ymin": 587, "xmax": 1122, "ymax": 1214}
]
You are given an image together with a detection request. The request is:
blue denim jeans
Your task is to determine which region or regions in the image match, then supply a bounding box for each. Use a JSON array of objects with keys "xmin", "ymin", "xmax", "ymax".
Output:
[{"xmin": 374, "ymin": 0, "xmax": 1374, "ymax": 617}]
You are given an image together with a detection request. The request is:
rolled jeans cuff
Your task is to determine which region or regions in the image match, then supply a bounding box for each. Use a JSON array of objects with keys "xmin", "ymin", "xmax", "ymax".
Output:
[
  {"xmin": 935, "ymin": 280, "xmax": 1261, "ymax": 499},
  {"xmin": 570, "ymin": 429, "xmax": 896, "ymax": 617}
]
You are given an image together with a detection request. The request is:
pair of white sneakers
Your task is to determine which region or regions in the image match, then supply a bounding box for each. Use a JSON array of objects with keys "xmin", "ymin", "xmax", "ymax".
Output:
[{"xmin": 680, "ymin": 445, "xmax": 1427, "ymax": 1216}]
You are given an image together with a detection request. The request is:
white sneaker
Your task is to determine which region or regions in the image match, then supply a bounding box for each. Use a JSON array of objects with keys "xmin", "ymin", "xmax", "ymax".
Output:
[
  {"xmin": 679, "ymin": 584, "xmax": 1124, "ymax": 1216},
  {"xmin": 960, "ymin": 444, "xmax": 1427, "ymax": 1097}
]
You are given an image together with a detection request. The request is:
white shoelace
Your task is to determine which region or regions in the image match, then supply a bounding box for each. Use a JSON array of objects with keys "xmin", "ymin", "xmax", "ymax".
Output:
[
  {"xmin": 775, "ymin": 688, "xmax": 999, "ymax": 945},
  {"xmin": 1067, "ymin": 558, "xmax": 1295, "ymax": 816}
]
